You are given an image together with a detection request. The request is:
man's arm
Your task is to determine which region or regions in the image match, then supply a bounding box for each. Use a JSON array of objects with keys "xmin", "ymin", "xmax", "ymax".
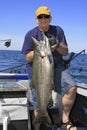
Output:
[
  {"xmin": 48, "ymin": 35, "xmax": 68, "ymax": 56},
  {"xmin": 51, "ymin": 42, "xmax": 68, "ymax": 56},
  {"xmin": 56, "ymin": 42, "xmax": 68, "ymax": 55},
  {"xmin": 25, "ymin": 42, "xmax": 68, "ymax": 63},
  {"xmin": 26, "ymin": 51, "xmax": 34, "ymax": 63}
]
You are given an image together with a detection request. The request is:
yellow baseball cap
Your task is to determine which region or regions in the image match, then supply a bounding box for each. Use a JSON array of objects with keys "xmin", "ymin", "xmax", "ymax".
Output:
[{"xmin": 36, "ymin": 6, "xmax": 51, "ymax": 17}]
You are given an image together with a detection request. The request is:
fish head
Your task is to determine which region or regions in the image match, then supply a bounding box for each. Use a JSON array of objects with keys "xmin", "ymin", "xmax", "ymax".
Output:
[{"xmin": 32, "ymin": 34, "xmax": 51, "ymax": 58}]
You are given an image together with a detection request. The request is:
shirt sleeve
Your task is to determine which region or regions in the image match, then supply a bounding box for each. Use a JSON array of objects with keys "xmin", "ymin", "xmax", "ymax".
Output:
[
  {"xmin": 21, "ymin": 31, "xmax": 34, "ymax": 54},
  {"xmin": 56, "ymin": 26, "xmax": 67, "ymax": 46}
]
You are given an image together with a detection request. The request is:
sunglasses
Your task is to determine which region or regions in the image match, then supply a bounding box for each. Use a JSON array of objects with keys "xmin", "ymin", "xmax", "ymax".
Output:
[{"xmin": 37, "ymin": 14, "xmax": 50, "ymax": 19}]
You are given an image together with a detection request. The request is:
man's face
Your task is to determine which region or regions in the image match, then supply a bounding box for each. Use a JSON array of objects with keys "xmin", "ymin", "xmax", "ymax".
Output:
[{"xmin": 36, "ymin": 14, "xmax": 52, "ymax": 29}]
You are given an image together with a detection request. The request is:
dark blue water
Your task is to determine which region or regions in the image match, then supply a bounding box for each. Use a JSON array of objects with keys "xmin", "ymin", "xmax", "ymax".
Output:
[
  {"xmin": 0, "ymin": 50, "xmax": 87, "ymax": 84},
  {"xmin": 0, "ymin": 50, "xmax": 27, "ymax": 73}
]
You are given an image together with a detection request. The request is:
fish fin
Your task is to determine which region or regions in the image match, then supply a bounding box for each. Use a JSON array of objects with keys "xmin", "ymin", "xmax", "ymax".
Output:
[{"xmin": 32, "ymin": 111, "xmax": 52, "ymax": 127}]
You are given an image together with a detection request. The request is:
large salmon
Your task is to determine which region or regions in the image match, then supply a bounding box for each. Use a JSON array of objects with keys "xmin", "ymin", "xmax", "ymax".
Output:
[{"xmin": 31, "ymin": 32, "xmax": 55, "ymax": 126}]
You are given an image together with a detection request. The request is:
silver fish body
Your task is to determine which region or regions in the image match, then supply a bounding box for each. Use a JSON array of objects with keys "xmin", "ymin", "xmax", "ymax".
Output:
[{"xmin": 31, "ymin": 33, "xmax": 55, "ymax": 126}]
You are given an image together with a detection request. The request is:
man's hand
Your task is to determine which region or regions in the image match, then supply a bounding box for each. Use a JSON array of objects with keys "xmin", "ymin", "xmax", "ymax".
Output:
[
  {"xmin": 26, "ymin": 51, "xmax": 34, "ymax": 63},
  {"xmin": 48, "ymin": 34, "xmax": 59, "ymax": 52},
  {"xmin": 50, "ymin": 44, "xmax": 59, "ymax": 52},
  {"xmin": 56, "ymin": 43, "xmax": 68, "ymax": 55},
  {"xmin": 49, "ymin": 35, "xmax": 58, "ymax": 46},
  {"xmin": 51, "ymin": 42, "xmax": 68, "ymax": 55}
]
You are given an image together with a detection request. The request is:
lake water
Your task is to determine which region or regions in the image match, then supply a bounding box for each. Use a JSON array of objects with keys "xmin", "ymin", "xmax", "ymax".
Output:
[{"xmin": 0, "ymin": 50, "xmax": 87, "ymax": 84}]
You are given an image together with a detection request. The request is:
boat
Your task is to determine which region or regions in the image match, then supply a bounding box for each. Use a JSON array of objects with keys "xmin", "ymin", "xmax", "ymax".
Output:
[
  {"xmin": 0, "ymin": 73, "xmax": 31, "ymax": 130},
  {"xmin": 0, "ymin": 72, "xmax": 87, "ymax": 130}
]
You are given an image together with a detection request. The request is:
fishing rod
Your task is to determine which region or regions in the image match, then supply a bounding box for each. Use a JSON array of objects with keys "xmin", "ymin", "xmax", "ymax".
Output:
[
  {"xmin": 63, "ymin": 49, "xmax": 85, "ymax": 64},
  {"xmin": 63, "ymin": 49, "xmax": 85, "ymax": 69},
  {"xmin": 71, "ymin": 49, "xmax": 85, "ymax": 61}
]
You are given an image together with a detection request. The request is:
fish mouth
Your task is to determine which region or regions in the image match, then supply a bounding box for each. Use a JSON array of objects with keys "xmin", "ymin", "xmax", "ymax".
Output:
[
  {"xmin": 41, "ymin": 56, "xmax": 46, "ymax": 59},
  {"xmin": 40, "ymin": 55, "xmax": 47, "ymax": 59}
]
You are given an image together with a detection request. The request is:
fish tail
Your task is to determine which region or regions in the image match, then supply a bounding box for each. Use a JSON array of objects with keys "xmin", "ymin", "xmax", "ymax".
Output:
[{"xmin": 32, "ymin": 111, "xmax": 52, "ymax": 126}]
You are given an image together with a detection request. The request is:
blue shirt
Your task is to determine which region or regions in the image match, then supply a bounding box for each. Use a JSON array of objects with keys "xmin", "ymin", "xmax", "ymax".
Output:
[{"xmin": 22, "ymin": 25, "xmax": 67, "ymax": 78}]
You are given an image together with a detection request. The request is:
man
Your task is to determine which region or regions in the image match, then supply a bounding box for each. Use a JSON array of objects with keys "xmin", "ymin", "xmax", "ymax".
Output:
[{"xmin": 22, "ymin": 6, "xmax": 77, "ymax": 130}]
